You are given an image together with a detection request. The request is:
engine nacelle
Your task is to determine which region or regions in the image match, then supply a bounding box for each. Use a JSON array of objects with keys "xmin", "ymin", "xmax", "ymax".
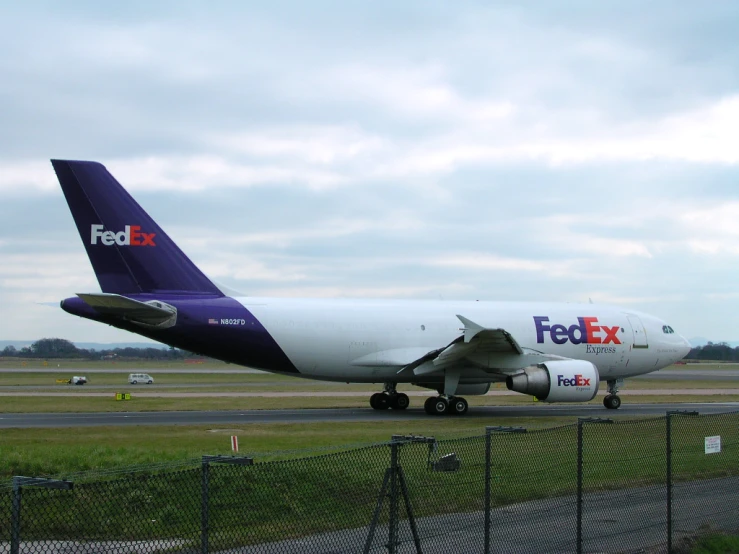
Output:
[{"xmin": 505, "ymin": 360, "xmax": 599, "ymax": 402}]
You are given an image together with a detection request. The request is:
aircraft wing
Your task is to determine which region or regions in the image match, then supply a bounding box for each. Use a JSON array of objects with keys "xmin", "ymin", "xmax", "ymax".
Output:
[
  {"xmin": 76, "ymin": 293, "xmax": 177, "ymax": 328},
  {"xmin": 408, "ymin": 315, "xmax": 547, "ymax": 377}
]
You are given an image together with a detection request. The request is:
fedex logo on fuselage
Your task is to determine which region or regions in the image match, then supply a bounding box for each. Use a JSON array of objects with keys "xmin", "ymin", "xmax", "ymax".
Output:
[
  {"xmin": 90, "ymin": 224, "xmax": 156, "ymax": 246},
  {"xmin": 534, "ymin": 316, "xmax": 621, "ymax": 345}
]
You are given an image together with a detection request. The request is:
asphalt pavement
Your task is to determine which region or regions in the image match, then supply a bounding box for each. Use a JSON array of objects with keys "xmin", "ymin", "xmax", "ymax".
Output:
[{"xmin": 0, "ymin": 402, "xmax": 737, "ymax": 428}]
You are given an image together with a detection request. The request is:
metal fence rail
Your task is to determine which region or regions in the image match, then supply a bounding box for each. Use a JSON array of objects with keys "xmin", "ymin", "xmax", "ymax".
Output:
[{"xmin": 0, "ymin": 410, "xmax": 736, "ymax": 553}]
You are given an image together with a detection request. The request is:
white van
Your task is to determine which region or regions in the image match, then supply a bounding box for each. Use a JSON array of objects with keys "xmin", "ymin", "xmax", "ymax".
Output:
[{"xmin": 128, "ymin": 373, "xmax": 154, "ymax": 384}]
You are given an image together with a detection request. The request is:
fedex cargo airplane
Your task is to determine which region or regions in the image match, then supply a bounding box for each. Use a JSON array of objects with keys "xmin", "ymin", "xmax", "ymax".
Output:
[{"xmin": 52, "ymin": 160, "xmax": 692, "ymax": 415}]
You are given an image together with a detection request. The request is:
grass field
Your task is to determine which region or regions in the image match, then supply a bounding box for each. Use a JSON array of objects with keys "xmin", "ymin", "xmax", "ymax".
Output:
[
  {"xmin": 0, "ymin": 360, "xmax": 736, "ymax": 551},
  {"xmin": 1, "ymin": 414, "xmax": 736, "ymax": 550},
  {"xmin": 0, "ymin": 360, "xmax": 736, "ymax": 480}
]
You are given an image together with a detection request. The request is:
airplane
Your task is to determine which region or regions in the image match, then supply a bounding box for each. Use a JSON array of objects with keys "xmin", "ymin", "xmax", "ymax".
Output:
[{"xmin": 52, "ymin": 159, "xmax": 692, "ymax": 415}]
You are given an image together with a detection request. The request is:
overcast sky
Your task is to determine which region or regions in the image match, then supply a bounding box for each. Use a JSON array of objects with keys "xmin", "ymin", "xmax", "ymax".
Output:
[{"xmin": 1, "ymin": 1, "xmax": 738, "ymax": 345}]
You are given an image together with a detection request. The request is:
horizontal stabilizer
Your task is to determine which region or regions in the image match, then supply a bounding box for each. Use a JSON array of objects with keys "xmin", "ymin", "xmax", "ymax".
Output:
[{"xmin": 77, "ymin": 293, "xmax": 177, "ymax": 328}]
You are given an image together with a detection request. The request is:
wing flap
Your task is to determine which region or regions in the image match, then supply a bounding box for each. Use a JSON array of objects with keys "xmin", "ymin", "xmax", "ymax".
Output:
[
  {"xmin": 456, "ymin": 315, "xmax": 524, "ymax": 354},
  {"xmin": 409, "ymin": 316, "xmax": 538, "ymax": 376}
]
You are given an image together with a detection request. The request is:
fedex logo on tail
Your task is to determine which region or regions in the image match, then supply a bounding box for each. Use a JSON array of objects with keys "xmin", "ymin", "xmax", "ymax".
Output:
[
  {"xmin": 534, "ymin": 316, "xmax": 621, "ymax": 345},
  {"xmin": 90, "ymin": 224, "xmax": 156, "ymax": 247}
]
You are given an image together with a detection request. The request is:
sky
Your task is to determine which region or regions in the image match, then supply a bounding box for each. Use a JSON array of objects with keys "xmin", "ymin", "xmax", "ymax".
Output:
[{"xmin": 1, "ymin": 1, "xmax": 739, "ymax": 344}]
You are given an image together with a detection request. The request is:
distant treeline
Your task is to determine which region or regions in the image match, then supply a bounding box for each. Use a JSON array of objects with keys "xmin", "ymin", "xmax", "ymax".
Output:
[
  {"xmin": 2, "ymin": 337, "xmax": 737, "ymax": 362},
  {"xmin": 685, "ymin": 342, "xmax": 739, "ymax": 362},
  {"xmin": 0, "ymin": 338, "xmax": 200, "ymax": 360}
]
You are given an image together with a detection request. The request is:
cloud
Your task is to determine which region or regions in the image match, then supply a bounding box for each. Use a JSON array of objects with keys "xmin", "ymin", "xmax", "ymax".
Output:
[
  {"xmin": 6, "ymin": 90, "xmax": 739, "ymax": 198},
  {"xmin": 1, "ymin": 2, "xmax": 739, "ymax": 343},
  {"xmin": 427, "ymin": 253, "xmax": 561, "ymax": 273}
]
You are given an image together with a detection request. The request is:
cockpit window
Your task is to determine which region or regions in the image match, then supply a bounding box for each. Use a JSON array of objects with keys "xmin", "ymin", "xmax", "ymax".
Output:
[{"xmin": 662, "ymin": 325, "xmax": 675, "ymax": 334}]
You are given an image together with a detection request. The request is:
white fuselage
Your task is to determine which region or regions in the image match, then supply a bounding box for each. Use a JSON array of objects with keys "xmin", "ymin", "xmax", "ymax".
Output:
[{"xmin": 236, "ymin": 298, "xmax": 691, "ymax": 384}]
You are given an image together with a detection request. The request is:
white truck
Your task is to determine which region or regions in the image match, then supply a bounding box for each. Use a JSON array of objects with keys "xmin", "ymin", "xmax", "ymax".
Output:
[{"xmin": 128, "ymin": 373, "xmax": 154, "ymax": 384}]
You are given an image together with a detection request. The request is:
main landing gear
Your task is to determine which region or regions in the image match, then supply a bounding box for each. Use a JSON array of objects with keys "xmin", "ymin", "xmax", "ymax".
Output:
[
  {"xmin": 423, "ymin": 395, "xmax": 468, "ymax": 416},
  {"xmin": 370, "ymin": 382, "xmax": 410, "ymax": 411},
  {"xmin": 368, "ymin": 382, "xmax": 469, "ymax": 415},
  {"xmin": 603, "ymin": 379, "xmax": 622, "ymax": 410}
]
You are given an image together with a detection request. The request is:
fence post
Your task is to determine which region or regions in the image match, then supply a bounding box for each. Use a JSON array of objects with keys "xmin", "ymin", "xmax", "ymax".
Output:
[
  {"xmin": 577, "ymin": 418, "xmax": 612, "ymax": 554},
  {"xmin": 10, "ymin": 477, "xmax": 74, "ymax": 554},
  {"xmin": 201, "ymin": 458, "xmax": 210, "ymax": 554},
  {"xmin": 666, "ymin": 411, "xmax": 672, "ymax": 554},
  {"xmin": 485, "ymin": 427, "xmax": 526, "ymax": 554},
  {"xmin": 577, "ymin": 420, "xmax": 583, "ymax": 554},
  {"xmin": 10, "ymin": 478, "xmax": 22, "ymax": 554},
  {"xmin": 485, "ymin": 429, "xmax": 491, "ymax": 554},
  {"xmin": 665, "ymin": 410, "xmax": 698, "ymax": 554},
  {"xmin": 389, "ymin": 439, "xmax": 399, "ymax": 554},
  {"xmin": 200, "ymin": 455, "xmax": 254, "ymax": 554}
]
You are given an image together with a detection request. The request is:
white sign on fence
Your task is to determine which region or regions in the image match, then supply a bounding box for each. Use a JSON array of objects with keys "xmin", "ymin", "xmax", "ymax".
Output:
[{"xmin": 704, "ymin": 435, "xmax": 721, "ymax": 454}]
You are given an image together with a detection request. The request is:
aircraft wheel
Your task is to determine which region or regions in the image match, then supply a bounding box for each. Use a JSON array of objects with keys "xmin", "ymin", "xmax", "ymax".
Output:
[
  {"xmin": 450, "ymin": 397, "xmax": 468, "ymax": 415},
  {"xmin": 390, "ymin": 393, "xmax": 410, "ymax": 410},
  {"xmin": 370, "ymin": 392, "xmax": 388, "ymax": 410},
  {"xmin": 432, "ymin": 396, "xmax": 449, "ymax": 416},
  {"xmin": 603, "ymin": 394, "xmax": 621, "ymax": 410},
  {"xmin": 424, "ymin": 396, "xmax": 436, "ymax": 415}
]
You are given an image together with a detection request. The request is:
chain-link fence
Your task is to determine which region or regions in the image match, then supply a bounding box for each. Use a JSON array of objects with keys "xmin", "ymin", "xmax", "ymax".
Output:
[
  {"xmin": 669, "ymin": 411, "xmax": 739, "ymax": 552},
  {"xmin": 0, "ymin": 411, "xmax": 736, "ymax": 553}
]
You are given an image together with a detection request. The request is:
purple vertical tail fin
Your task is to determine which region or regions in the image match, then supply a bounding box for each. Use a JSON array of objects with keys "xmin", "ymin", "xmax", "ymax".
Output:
[{"xmin": 52, "ymin": 159, "xmax": 222, "ymax": 296}]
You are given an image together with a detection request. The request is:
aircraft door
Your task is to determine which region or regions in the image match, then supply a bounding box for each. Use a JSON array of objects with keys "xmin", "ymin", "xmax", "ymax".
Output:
[{"xmin": 627, "ymin": 315, "xmax": 648, "ymax": 348}]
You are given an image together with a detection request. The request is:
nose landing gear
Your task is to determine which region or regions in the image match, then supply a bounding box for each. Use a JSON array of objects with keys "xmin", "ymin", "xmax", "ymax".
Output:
[{"xmin": 603, "ymin": 379, "xmax": 622, "ymax": 410}]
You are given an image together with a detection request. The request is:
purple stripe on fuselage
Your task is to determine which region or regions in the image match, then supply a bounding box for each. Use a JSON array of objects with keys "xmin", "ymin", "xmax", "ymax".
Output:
[{"xmin": 61, "ymin": 295, "xmax": 298, "ymax": 374}]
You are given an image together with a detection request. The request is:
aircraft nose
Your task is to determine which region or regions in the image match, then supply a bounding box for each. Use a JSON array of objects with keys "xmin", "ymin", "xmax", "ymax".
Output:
[{"xmin": 677, "ymin": 335, "xmax": 692, "ymax": 359}]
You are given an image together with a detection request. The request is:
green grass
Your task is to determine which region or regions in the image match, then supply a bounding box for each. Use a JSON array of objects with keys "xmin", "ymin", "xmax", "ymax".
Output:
[
  {"xmin": 0, "ymin": 361, "xmax": 735, "ymax": 548},
  {"xmin": 691, "ymin": 533, "xmax": 739, "ymax": 554},
  {"xmin": 671, "ymin": 530, "xmax": 739, "ymax": 554},
  {"xmin": 0, "ymin": 414, "xmax": 735, "ymax": 550},
  {"xmin": 0, "ymin": 417, "xmax": 565, "ymax": 478}
]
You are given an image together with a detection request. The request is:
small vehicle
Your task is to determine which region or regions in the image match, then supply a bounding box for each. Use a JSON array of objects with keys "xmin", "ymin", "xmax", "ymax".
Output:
[
  {"xmin": 71, "ymin": 376, "xmax": 87, "ymax": 385},
  {"xmin": 129, "ymin": 373, "xmax": 154, "ymax": 385}
]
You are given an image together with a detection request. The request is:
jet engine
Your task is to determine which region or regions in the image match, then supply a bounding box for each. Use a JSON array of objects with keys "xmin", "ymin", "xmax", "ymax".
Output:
[{"xmin": 505, "ymin": 360, "xmax": 599, "ymax": 402}]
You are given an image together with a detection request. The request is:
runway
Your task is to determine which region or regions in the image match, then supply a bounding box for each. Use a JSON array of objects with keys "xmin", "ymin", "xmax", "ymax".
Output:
[
  {"xmin": 1, "ymin": 366, "xmax": 736, "ymax": 428},
  {"xmin": 0, "ymin": 402, "xmax": 736, "ymax": 428}
]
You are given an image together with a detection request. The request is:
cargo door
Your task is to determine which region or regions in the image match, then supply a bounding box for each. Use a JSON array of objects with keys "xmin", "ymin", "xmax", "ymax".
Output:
[{"xmin": 627, "ymin": 315, "xmax": 648, "ymax": 348}]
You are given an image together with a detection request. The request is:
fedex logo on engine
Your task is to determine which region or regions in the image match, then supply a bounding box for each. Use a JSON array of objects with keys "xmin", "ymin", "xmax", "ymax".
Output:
[
  {"xmin": 534, "ymin": 316, "xmax": 621, "ymax": 345},
  {"xmin": 557, "ymin": 374, "xmax": 591, "ymax": 387},
  {"xmin": 90, "ymin": 224, "xmax": 156, "ymax": 246}
]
